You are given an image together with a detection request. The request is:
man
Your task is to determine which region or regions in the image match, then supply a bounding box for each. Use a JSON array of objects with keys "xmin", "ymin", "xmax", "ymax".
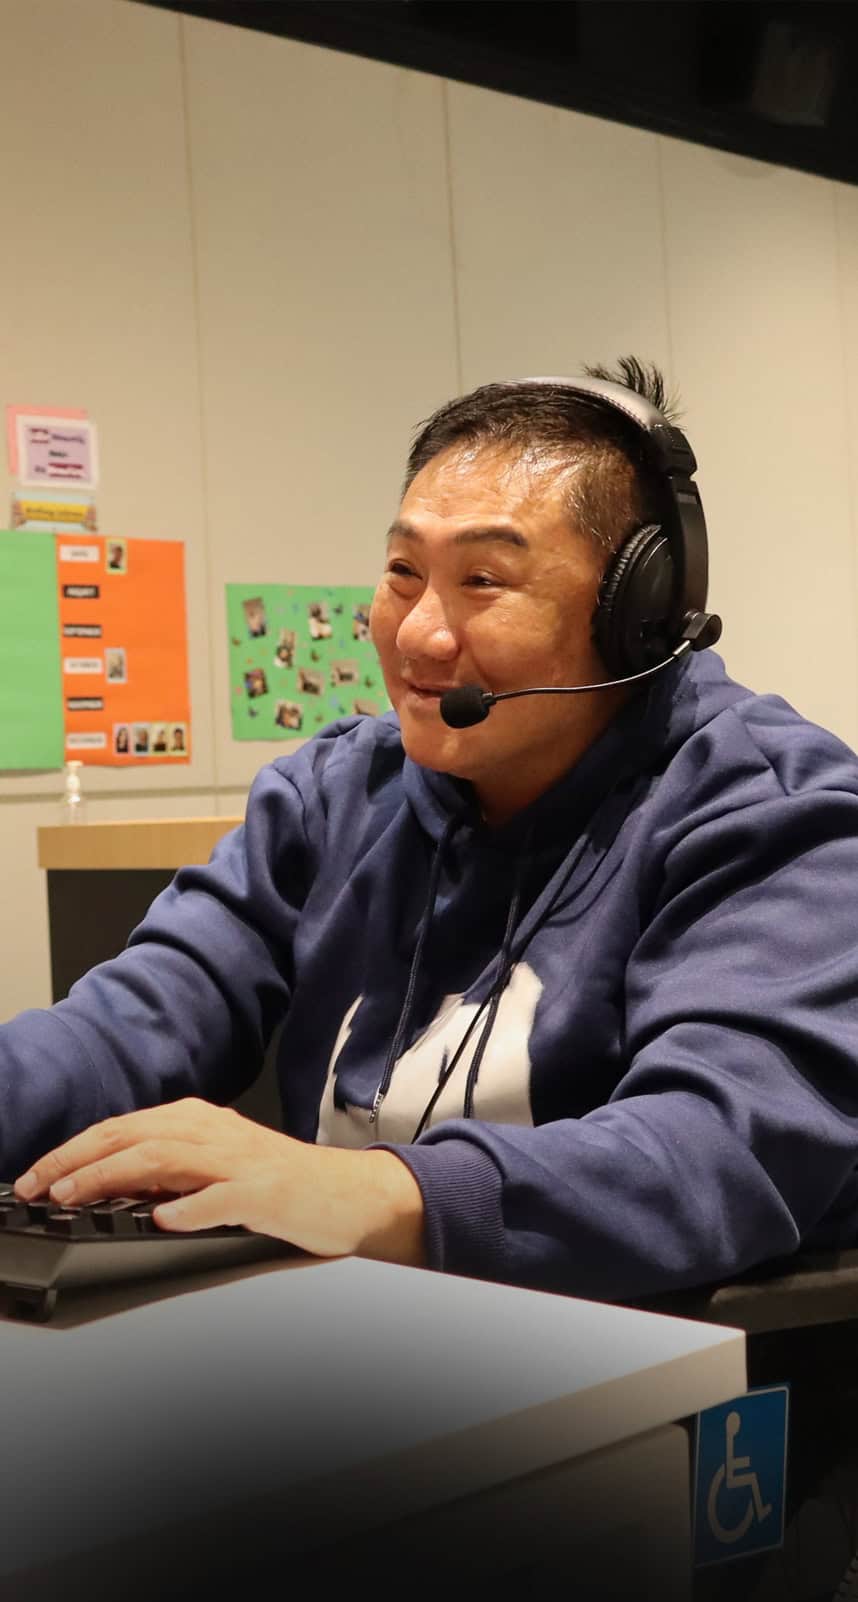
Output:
[{"xmin": 6, "ymin": 359, "xmax": 858, "ymax": 1302}]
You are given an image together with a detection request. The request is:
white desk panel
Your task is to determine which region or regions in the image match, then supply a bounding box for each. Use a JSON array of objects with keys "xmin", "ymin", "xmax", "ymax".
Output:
[{"xmin": 0, "ymin": 1255, "xmax": 744, "ymax": 1596}]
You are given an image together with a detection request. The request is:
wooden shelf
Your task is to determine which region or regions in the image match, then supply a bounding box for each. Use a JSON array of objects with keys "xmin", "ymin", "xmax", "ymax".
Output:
[{"xmin": 37, "ymin": 816, "xmax": 243, "ymax": 871}]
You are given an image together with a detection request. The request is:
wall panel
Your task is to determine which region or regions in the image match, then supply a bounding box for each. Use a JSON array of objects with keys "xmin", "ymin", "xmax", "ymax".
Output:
[
  {"xmin": 182, "ymin": 18, "xmax": 459, "ymax": 789},
  {"xmin": 659, "ymin": 138, "xmax": 858, "ymax": 744},
  {"xmin": 446, "ymin": 84, "xmax": 672, "ymax": 390}
]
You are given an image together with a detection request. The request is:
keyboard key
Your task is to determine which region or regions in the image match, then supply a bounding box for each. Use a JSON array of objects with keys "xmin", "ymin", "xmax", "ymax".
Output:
[
  {"xmin": 92, "ymin": 1199, "xmax": 143, "ymax": 1237},
  {"xmin": 132, "ymin": 1208, "xmax": 159, "ymax": 1235},
  {"xmin": 46, "ymin": 1209, "xmax": 97, "ymax": 1238}
]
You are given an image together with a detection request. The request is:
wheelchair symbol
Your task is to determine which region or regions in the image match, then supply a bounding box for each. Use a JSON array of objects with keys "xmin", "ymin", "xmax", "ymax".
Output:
[{"xmin": 707, "ymin": 1410, "xmax": 773, "ymax": 1544}]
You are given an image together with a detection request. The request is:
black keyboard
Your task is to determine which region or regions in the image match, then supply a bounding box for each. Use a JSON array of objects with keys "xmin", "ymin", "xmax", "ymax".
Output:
[{"xmin": 0, "ymin": 1185, "xmax": 288, "ymax": 1319}]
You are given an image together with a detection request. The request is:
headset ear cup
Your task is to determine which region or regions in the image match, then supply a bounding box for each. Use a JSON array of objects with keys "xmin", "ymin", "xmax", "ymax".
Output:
[
  {"xmin": 594, "ymin": 524, "xmax": 674, "ymax": 677},
  {"xmin": 594, "ymin": 533, "xmax": 643, "ymax": 677}
]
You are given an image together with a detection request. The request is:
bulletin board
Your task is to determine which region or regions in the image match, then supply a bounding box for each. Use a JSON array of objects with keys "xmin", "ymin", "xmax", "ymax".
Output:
[
  {"xmin": 0, "ymin": 530, "xmax": 190, "ymax": 768},
  {"xmin": 58, "ymin": 536, "xmax": 190, "ymax": 765},
  {"xmin": 226, "ymin": 583, "xmax": 389, "ymax": 740}
]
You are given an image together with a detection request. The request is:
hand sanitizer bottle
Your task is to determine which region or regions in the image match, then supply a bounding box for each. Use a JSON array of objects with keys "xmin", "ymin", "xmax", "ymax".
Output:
[{"xmin": 61, "ymin": 760, "xmax": 87, "ymax": 824}]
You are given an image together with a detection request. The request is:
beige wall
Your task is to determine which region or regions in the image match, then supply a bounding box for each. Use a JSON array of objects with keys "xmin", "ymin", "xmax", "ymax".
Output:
[{"xmin": 2, "ymin": 0, "xmax": 857, "ymax": 1018}]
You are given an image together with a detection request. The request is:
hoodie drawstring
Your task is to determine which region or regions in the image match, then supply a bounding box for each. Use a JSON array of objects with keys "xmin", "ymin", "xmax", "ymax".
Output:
[
  {"xmin": 367, "ymin": 814, "xmax": 460, "ymax": 1127},
  {"xmin": 410, "ymin": 822, "xmax": 534, "ymax": 1141},
  {"xmin": 461, "ymin": 849, "xmax": 527, "ymax": 1117}
]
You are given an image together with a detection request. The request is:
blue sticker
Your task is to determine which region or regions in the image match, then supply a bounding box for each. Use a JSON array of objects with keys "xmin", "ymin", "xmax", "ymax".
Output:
[{"xmin": 693, "ymin": 1386, "xmax": 789, "ymax": 1566}]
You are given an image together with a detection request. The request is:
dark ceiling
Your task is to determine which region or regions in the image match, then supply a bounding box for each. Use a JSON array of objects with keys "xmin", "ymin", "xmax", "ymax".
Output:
[{"xmin": 143, "ymin": 1, "xmax": 858, "ymax": 187}]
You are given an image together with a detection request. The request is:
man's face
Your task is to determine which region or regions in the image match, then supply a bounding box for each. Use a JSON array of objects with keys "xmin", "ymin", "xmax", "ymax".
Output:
[{"xmin": 370, "ymin": 444, "xmax": 628, "ymax": 823}]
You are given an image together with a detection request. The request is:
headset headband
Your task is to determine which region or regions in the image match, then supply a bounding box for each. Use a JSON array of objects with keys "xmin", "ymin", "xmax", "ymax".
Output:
[{"xmin": 517, "ymin": 374, "xmax": 709, "ymax": 639}]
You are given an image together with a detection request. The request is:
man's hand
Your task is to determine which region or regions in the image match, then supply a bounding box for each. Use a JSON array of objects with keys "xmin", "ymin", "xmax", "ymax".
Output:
[{"xmin": 13, "ymin": 1100, "xmax": 426, "ymax": 1266}]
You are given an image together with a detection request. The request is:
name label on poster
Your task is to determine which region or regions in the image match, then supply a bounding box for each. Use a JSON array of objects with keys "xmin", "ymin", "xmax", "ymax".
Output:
[
  {"xmin": 62, "ymin": 584, "xmax": 99, "ymax": 600},
  {"xmin": 63, "ymin": 658, "xmax": 102, "ymax": 675},
  {"xmin": 58, "ymin": 545, "xmax": 99, "ymax": 563}
]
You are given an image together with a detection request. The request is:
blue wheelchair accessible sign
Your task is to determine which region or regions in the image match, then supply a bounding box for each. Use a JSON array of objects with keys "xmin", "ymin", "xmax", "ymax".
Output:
[{"xmin": 693, "ymin": 1386, "xmax": 789, "ymax": 1566}]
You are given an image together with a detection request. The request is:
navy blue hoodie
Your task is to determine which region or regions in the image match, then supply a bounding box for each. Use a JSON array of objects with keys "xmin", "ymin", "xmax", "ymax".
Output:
[{"xmin": 4, "ymin": 648, "xmax": 858, "ymax": 1301}]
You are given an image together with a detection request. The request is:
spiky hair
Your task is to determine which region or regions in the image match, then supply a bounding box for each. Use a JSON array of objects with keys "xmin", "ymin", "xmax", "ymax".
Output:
[{"xmin": 583, "ymin": 356, "xmax": 681, "ymax": 424}]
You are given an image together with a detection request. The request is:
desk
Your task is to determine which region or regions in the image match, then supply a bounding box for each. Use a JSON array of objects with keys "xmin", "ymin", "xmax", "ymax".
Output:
[{"xmin": 0, "ymin": 1256, "xmax": 744, "ymax": 1602}]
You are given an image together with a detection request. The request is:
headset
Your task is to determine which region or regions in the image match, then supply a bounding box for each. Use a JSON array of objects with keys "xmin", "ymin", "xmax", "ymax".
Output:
[
  {"xmin": 520, "ymin": 374, "xmax": 721, "ymax": 678},
  {"xmin": 437, "ymin": 373, "xmax": 723, "ymax": 729}
]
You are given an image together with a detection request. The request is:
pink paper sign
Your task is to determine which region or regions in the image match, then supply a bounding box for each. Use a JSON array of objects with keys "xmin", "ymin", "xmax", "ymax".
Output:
[
  {"xmin": 6, "ymin": 404, "xmax": 88, "ymax": 478},
  {"xmin": 17, "ymin": 414, "xmax": 98, "ymax": 489}
]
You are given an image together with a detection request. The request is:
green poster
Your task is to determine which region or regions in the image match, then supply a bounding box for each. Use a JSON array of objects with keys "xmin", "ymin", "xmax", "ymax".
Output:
[
  {"xmin": 226, "ymin": 583, "xmax": 390, "ymax": 741},
  {"xmin": 0, "ymin": 531, "xmax": 64, "ymax": 769}
]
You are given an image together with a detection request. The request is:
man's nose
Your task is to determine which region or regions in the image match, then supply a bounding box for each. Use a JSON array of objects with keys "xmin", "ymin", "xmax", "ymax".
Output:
[{"xmin": 395, "ymin": 588, "xmax": 458, "ymax": 659}]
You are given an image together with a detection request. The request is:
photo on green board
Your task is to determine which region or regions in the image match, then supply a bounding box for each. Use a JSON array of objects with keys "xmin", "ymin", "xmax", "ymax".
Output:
[{"xmin": 226, "ymin": 583, "xmax": 390, "ymax": 741}]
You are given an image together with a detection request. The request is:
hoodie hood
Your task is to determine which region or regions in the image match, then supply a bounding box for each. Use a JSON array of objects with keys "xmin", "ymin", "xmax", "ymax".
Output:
[{"xmin": 401, "ymin": 648, "xmax": 747, "ymax": 848}]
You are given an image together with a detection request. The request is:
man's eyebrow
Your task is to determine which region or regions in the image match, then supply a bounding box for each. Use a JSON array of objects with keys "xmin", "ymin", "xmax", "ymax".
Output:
[{"xmin": 386, "ymin": 518, "xmax": 529, "ymax": 550}]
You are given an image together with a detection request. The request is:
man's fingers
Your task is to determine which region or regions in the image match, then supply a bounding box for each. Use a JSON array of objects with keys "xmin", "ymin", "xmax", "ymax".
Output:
[
  {"xmin": 15, "ymin": 1115, "xmax": 132, "ymax": 1198},
  {"xmin": 40, "ymin": 1139, "xmax": 231, "ymax": 1207},
  {"xmin": 14, "ymin": 1100, "xmax": 234, "ymax": 1199}
]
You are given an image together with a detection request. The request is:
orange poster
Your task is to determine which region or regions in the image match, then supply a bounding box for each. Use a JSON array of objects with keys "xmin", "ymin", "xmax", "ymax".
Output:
[{"xmin": 56, "ymin": 536, "xmax": 190, "ymax": 765}]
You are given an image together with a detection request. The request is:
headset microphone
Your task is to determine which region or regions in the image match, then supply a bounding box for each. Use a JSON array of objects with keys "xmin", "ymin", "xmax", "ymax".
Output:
[
  {"xmin": 439, "ymin": 612, "xmax": 722, "ymax": 730},
  {"xmin": 439, "ymin": 685, "xmax": 496, "ymax": 728}
]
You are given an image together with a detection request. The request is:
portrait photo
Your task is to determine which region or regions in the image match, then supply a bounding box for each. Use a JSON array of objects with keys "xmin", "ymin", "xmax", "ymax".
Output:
[
  {"xmin": 297, "ymin": 668, "xmax": 324, "ymax": 696},
  {"xmin": 242, "ymin": 596, "xmax": 268, "ymax": 638},
  {"xmin": 308, "ymin": 601, "xmax": 332, "ymax": 640},
  {"xmin": 105, "ymin": 647, "xmax": 127, "ymax": 683},
  {"xmin": 275, "ymin": 700, "xmax": 303, "ymax": 732},
  {"xmin": 274, "ymin": 629, "xmax": 296, "ymax": 669},
  {"xmin": 244, "ymin": 667, "xmax": 269, "ymax": 699},
  {"xmin": 331, "ymin": 659, "xmax": 359, "ymax": 687}
]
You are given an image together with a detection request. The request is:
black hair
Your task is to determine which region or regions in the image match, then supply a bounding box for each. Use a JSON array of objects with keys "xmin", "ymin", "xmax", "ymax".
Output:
[{"xmin": 403, "ymin": 357, "xmax": 680, "ymax": 557}]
